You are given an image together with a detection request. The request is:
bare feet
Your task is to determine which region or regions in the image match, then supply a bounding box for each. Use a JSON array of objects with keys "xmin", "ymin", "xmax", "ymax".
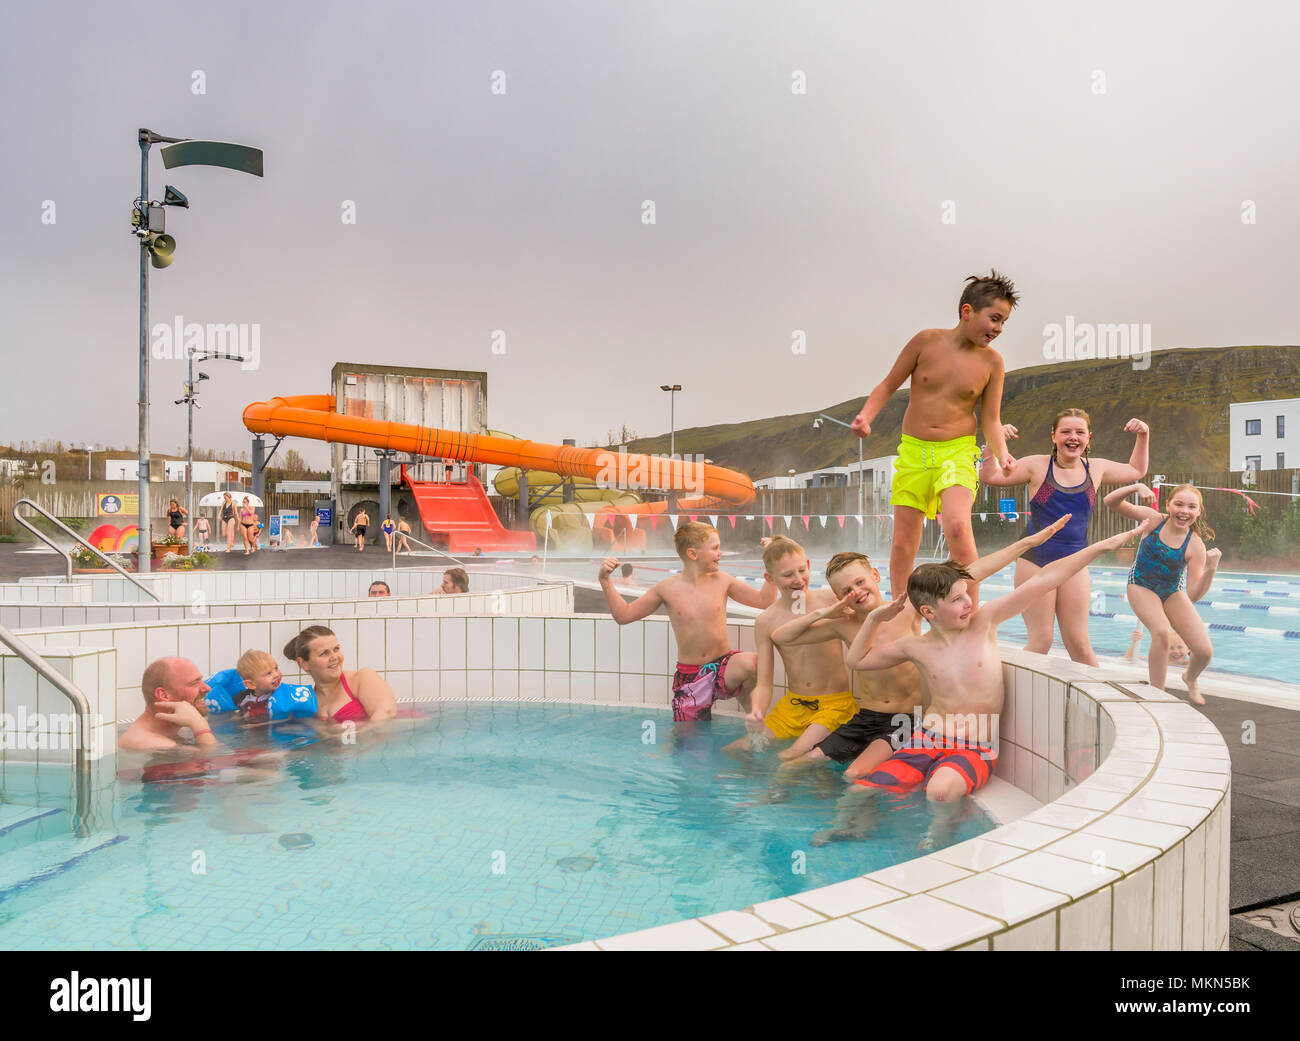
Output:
[{"xmin": 1185, "ymin": 677, "xmax": 1206, "ymax": 706}]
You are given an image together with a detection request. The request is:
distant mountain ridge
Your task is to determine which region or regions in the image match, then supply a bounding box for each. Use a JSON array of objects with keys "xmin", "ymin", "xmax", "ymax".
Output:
[{"xmin": 624, "ymin": 346, "xmax": 1300, "ymax": 479}]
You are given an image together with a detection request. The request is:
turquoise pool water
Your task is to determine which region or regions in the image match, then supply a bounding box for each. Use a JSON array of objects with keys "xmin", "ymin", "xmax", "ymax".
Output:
[{"xmin": 0, "ymin": 703, "xmax": 992, "ymax": 950}]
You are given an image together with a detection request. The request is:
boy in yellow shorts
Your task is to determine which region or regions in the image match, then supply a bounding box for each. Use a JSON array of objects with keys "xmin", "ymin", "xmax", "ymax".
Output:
[
  {"xmin": 850, "ymin": 270, "xmax": 1019, "ymax": 606},
  {"xmin": 726, "ymin": 536, "xmax": 857, "ymax": 758}
]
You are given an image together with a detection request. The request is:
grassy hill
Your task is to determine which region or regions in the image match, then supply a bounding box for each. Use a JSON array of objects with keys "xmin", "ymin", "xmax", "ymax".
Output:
[{"xmin": 624, "ymin": 346, "xmax": 1300, "ymax": 478}]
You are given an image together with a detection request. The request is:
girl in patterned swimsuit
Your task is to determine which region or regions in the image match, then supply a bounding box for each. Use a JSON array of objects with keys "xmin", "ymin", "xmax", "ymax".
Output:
[
  {"xmin": 1104, "ymin": 482, "xmax": 1220, "ymax": 705},
  {"xmin": 979, "ymin": 409, "xmax": 1150, "ymax": 665}
]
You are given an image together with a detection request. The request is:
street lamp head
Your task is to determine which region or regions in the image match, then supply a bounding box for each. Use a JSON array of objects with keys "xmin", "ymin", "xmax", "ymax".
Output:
[
  {"xmin": 812, "ymin": 418, "xmax": 822, "ymax": 430},
  {"xmin": 162, "ymin": 185, "xmax": 189, "ymax": 208},
  {"xmin": 197, "ymin": 372, "xmax": 210, "ymax": 381}
]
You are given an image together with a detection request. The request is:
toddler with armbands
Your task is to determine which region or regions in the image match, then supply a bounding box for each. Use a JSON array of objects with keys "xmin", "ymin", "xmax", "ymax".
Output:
[{"xmin": 205, "ymin": 650, "xmax": 318, "ymax": 721}]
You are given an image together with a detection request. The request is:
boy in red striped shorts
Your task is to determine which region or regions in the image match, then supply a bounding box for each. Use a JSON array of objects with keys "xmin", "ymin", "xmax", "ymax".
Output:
[{"xmin": 813, "ymin": 517, "xmax": 1153, "ymax": 849}]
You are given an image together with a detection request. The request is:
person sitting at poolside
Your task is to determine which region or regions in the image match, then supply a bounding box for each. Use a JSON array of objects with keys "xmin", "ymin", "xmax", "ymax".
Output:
[
  {"xmin": 119, "ymin": 657, "xmax": 216, "ymax": 751},
  {"xmin": 284, "ymin": 625, "xmax": 397, "ymax": 725},
  {"xmin": 438, "ymin": 568, "xmax": 469, "ymax": 594},
  {"xmin": 369, "ymin": 580, "xmax": 391, "ymax": 597}
]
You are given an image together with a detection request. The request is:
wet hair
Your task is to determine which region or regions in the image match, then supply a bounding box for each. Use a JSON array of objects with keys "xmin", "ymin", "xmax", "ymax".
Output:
[
  {"xmin": 674, "ymin": 521, "xmax": 716, "ymax": 560},
  {"xmin": 443, "ymin": 568, "xmax": 469, "ymax": 592},
  {"xmin": 762, "ymin": 535, "xmax": 805, "ymax": 572},
  {"xmin": 825, "ymin": 551, "xmax": 874, "ymax": 585},
  {"xmin": 284, "ymin": 625, "xmax": 336, "ymax": 664},
  {"xmin": 907, "ymin": 560, "xmax": 975, "ymax": 614},
  {"xmin": 236, "ymin": 649, "xmax": 277, "ymax": 683},
  {"xmin": 1050, "ymin": 408, "xmax": 1092, "ymax": 460},
  {"xmin": 620, "ymin": 563, "xmax": 634, "ymax": 577},
  {"xmin": 959, "ymin": 269, "xmax": 1019, "ymax": 316},
  {"xmin": 1165, "ymin": 483, "xmax": 1216, "ymax": 542},
  {"xmin": 368, "ymin": 580, "xmax": 391, "ymax": 595}
]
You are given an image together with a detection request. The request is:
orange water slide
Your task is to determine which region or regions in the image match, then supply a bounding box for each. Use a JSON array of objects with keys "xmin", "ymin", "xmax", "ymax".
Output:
[{"xmin": 241, "ymin": 395, "xmax": 757, "ymax": 510}]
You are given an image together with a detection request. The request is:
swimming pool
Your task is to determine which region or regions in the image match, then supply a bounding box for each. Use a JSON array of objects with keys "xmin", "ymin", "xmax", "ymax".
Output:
[{"xmin": 0, "ymin": 703, "xmax": 992, "ymax": 951}]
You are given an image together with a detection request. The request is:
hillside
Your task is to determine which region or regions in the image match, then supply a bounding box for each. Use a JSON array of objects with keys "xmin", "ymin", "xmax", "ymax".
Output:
[{"xmin": 624, "ymin": 346, "xmax": 1300, "ymax": 478}]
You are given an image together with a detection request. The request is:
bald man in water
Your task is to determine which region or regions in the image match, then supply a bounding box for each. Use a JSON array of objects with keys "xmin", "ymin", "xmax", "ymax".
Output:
[{"xmin": 119, "ymin": 657, "xmax": 218, "ymax": 752}]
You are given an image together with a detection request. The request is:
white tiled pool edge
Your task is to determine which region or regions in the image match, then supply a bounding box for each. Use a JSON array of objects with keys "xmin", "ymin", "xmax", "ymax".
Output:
[{"xmin": 1, "ymin": 597, "xmax": 1230, "ymax": 951}]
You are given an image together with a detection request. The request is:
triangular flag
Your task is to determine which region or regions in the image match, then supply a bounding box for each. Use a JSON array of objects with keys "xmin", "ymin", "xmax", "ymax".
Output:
[
  {"xmin": 855, "ymin": 515, "xmax": 864, "ymax": 524},
  {"xmin": 545, "ymin": 511, "xmax": 554, "ymax": 528},
  {"xmin": 669, "ymin": 515, "xmax": 679, "ymax": 530},
  {"xmin": 745, "ymin": 515, "xmax": 754, "ymax": 521},
  {"xmin": 836, "ymin": 515, "xmax": 846, "ymax": 528},
  {"xmin": 801, "ymin": 515, "xmax": 811, "ymax": 529},
  {"xmin": 627, "ymin": 514, "xmax": 638, "ymax": 529},
  {"xmin": 764, "ymin": 516, "xmax": 773, "ymax": 529},
  {"xmin": 688, "ymin": 515, "xmax": 698, "ymax": 523},
  {"xmin": 585, "ymin": 512, "xmax": 597, "ymax": 528},
  {"xmin": 978, "ymin": 513, "xmax": 986, "ymax": 522},
  {"xmin": 727, "ymin": 515, "xmax": 737, "ymax": 528},
  {"xmin": 649, "ymin": 515, "xmax": 659, "ymax": 530},
  {"xmin": 782, "ymin": 515, "xmax": 793, "ymax": 527},
  {"xmin": 819, "ymin": 515, "xmax": 828, "ymax": 527},
  {"xmin": 708, "ymin": 515, "xmax": 718, "ymax": 527}
]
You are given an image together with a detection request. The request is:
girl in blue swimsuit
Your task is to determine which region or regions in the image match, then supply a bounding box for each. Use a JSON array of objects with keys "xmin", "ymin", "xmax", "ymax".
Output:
[
  {"xmin": 1104, "ymin": 482, "xmax": 1220, "ymax": 704},
  {"xmin": 979, "ymin": 409, "xmax": 1150, "ymax": 665}
]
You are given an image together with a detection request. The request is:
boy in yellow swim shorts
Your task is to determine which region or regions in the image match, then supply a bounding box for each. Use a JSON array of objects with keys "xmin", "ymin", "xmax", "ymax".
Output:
[
  {"xmin": 850, "ymin": 270, "xmax": 1020, "ymax": 606},
  {"xmin": 724, "ymin": 536, "xmax": 857, "ymax": 759}
]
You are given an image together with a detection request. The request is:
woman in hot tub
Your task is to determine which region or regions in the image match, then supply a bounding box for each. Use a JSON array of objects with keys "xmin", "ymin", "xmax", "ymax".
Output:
[{"xmin": 284, "ymin": 625, "xmax": 398, "ymax": 725}]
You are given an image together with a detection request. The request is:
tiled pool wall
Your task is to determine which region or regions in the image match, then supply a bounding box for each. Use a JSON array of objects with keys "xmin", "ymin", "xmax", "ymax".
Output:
[
  {"xmin": 0, "ymin": 585, "xmax": 1231, "ymax": 951},
  {"xmin": 9, "ymin": 567, "xmax": 556, "ymax": 609},
  {"xmin": 1, "ymin": 579, "xmax": 572, "ymax": 630}
]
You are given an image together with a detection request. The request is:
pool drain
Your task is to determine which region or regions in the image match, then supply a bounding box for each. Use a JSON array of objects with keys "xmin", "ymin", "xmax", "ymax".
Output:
[{"xmin": 278, "ymin": 833, "xmax": 315, "ymax": 850}]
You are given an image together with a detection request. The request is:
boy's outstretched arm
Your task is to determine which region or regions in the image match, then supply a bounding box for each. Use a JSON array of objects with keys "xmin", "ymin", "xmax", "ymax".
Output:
[
  {"xmin": 844, "ymin": 594, "xmax": 911, "ymax": 670},
  {"xmin": 980, "ymin": 353, "xmax": 1014, "ymax": 472},
  {"xmin": 771, "ymin": 590, "xmax": 855, "ymax": 646},
  {"xmin": 1103, "ymin": 482, "xmax": 1164, "ymax": 523},
  {"xmin": 986, "ymin": 519, "xmax": 1156, "ymax": 627},
  {"xmin": 964, "ymin": 514, "xmax": 1070, "ymax": 582},
  {"xmin": 850, "ymin": 336, "xmax": 924, "ymax": 436},
  {"xmin": 728, "ymin": 573, "xmax": 779, "ymax": 610},
  {"xmin": 746, "ymin": 617, "xmax": 778, "ymax": 731},
  {"xmin": 598, "ymin": 557, "xmax": 664, "ymax": 624}
]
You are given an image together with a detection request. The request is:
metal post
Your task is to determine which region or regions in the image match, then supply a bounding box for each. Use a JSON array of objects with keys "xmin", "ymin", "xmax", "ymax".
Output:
[
  {"xmin": 185, "ymin": 352, "xmax": 194, "ymax": 556},
  {"xmin": 670, "ymin": 390, "xmax": 675, "ymax": 458},
  {"xmin": 378, "ymin": 451, "xmax": 392, "ymax": 527},
  {"xmin": 858, "ymin": 440, "xmax": 864, "ymax": 550},
  {"xmin": 518, "ymin": 470, "xmax": 529, "ymax": 532},
  {"xmin": 251, "ymin": 435, "xmax": 265, "ymax": 525},
  {"xmin": 137, "ymin": 131, "xmax": 151, "ymax": 574}
]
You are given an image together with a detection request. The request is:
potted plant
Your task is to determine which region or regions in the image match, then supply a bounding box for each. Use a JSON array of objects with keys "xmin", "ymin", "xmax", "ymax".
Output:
[
  {"xmin": 160, "ymin": 550, "xmax": 216, "ymax": 571},
  {"xmin": 71, "ymin": 545, "xmax": 135, "ymax": 573},
  {"xmin": 152, "ymin": 533, "xmax": 186, "ymax": 564}
]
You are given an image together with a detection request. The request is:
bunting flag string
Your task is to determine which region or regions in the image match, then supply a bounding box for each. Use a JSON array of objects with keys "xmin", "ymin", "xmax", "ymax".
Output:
[
  {"xmin": 584, "ymin": 512, "xmax": 597, "ymax": 528},
  {"xmin": 627, "ymin": 514, "xmax": 638, "ymax": 528},
  {"xmin": 801, "ymin": 515, "xmax": 811, "ymax": 530},
  {"xmin": 708, "ymin": 515, "xmax": 718, "ymax": 527},
  {"xmin": 782, "ymin": 515, "xmax": 792, "ymax": 527},
  {"xmin": 649, "ymin": 515, "xmax": 659, "ymax": 530},
  {"xmin": 668, "ymin": 515, "xmax": 679, "ymax": 530},
  {"xmin": 819, "ymin": 515, "xmax": 828, "ymax": 527},
  {"xmin": 727, "ymin": 516, "xmax": 737, "ymax": 528},
  {"xmin": 836, "ymin": 515, "xmax": 845, "ymax": 528},
  {"xmin": 764, "ymin": 516, "xmax": 773, "ymax": 529}
]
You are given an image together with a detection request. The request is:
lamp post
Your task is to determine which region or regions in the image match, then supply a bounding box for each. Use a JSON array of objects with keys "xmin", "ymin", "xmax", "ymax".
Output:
[
  {"xmin": 79, "ymin": 444, "xmax": 98, "ymax": 481},
  {"xmin": 133, "ymin": 128, "xmax": 263, "ymax": 572},
  {"xmin": 176, "ymin": 351, "xmax": 245, "ymax": 555},
  {"xmin": 659, "ymin": 384, "xmax": 681, "ymax": 457},
  {"xmin": 814, "ymin": 413, "xmax": 864, "ymax": 549}
]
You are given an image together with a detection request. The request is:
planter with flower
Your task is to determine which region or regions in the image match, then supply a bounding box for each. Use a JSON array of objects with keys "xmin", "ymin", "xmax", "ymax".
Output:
[
  {"xmin": 71, "ymin": 545, "xmax": 136, "ymax": 573},
  {"xmin": 160, "ymin": 550, "xmax": 215, "ymax": 571}
]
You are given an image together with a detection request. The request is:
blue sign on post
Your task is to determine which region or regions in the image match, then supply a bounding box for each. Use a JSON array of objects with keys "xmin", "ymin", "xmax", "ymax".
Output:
[
  {"xmin": 268, "ymin": 514, "xmax": 282, "ymax": 539},
  {"xmin": 999, "ymin": 497, "xmax": 1018, "ymax": 519},
  {"xmin": 316, "ymin": 507, "xmax": 332, "ymax": 526}
]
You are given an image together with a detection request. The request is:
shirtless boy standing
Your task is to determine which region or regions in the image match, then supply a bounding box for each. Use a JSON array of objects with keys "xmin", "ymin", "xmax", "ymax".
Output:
[
  {"xmin": 771, "ymin": 517, "xmax": 1069, "ymax": 779},
  {"xmin": 599, "ymin": 521, "xmax": 777, "ymax": 720},
  {"xmin": 814, "ymin": 517, "xmax": 1152, "ymax": 847},
  {"xmin": 737, "ymin": 536, "xmax": 857, "ymax": 758},
  {"xmin": 850, "ymin": 270, "xmax": 1019, "ymax": 605}
]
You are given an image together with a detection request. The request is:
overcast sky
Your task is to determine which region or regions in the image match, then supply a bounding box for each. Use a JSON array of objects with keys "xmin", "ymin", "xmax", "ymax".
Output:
[{"xmin": 3, "ymin": 0, "xmax": 1297, "ymax": 469}]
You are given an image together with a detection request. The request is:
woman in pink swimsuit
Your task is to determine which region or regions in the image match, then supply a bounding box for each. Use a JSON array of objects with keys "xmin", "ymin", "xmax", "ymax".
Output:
[{"xmin": 284, "ymin": 625, "xmax": 398, "ymax": 724}]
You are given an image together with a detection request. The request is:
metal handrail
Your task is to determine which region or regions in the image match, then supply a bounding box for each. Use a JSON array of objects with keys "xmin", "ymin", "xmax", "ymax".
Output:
[
  {"xmin": 387, "ymin": 528, "xmax": 468, "ymax": 569},
  {"xmin": 13, "ymin": 499, "xmax": 162, "ymax": 602},
  {"xmin": 0, "ymin": 619, "xmax": 93, "ymax": 835}
]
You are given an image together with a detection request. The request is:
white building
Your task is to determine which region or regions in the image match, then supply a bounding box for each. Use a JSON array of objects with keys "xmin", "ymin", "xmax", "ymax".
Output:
[
  {"xmin": 103, "ymin": 458, "xmax": 252, "ymax": 485},
  {"xmin": 1228, "ymin": 398, "xmax": 1300, "ymax": 472},
  {"xmin": 754, "ymin": 455, "xmax": 898, "ymax": 496}
]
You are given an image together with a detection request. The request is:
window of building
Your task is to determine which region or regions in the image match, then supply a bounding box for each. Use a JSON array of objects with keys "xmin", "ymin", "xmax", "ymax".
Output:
[
  {"xmin": 1245, "ymin": 455, "xmax": 1261, "ymax": 472},
  {"xmin": 1278, "ymin": 416, "xmax": 1286, "ymax": 438},
  {"xmin": 1245, "ymin": 419, "xmax": 1261, "ymax": 436},
  {"xmin": 1278, "ymin": 453, "xmax": 1285, "ymax": 470}
]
